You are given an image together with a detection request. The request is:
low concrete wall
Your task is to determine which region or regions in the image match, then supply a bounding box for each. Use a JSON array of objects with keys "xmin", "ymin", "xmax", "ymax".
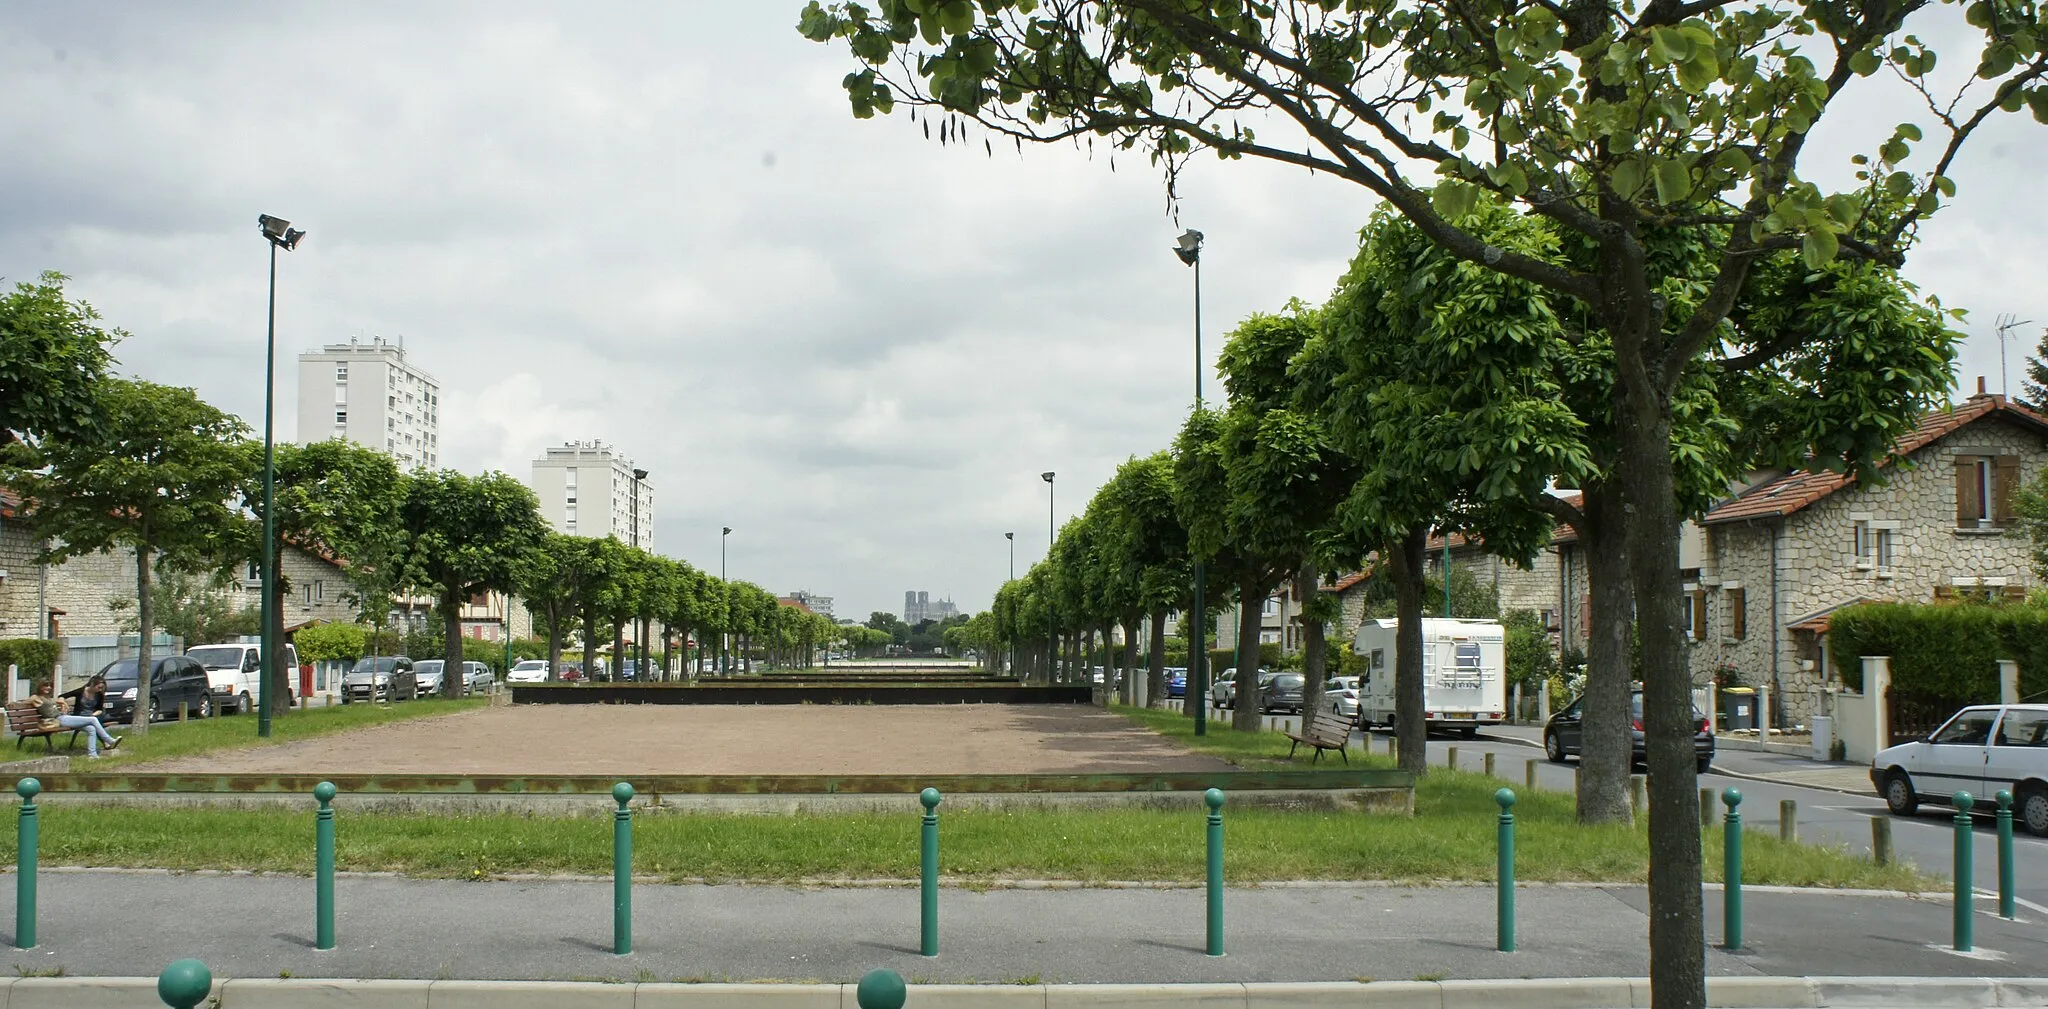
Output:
[
  {"xmin": 511, "ymin": 683, "xmax": 1091, "ymax": 705},
  {"xmin": 12, "ymin": 975, "xmax": 2048, "ymax": 1009}
]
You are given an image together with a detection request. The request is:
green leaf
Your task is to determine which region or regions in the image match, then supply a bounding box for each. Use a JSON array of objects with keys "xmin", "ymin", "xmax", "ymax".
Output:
[
  {"xmin": 1849, "ymin": 49, "xmax": 1881, "ymax": 76},
  {"xmin": 2028, "ymin": 87, "xmax": 2048, "ymax": 124},
  {"xmin": 1431, "ymin": 182, "xmax": 1479, "ymax": 221},
  {"xmin": 1609, "ymin": 159, "xmax": 1646, "ymax": 199},
  {"xmin": 1651, "ymin": 158, "xmax": 1691, "ymax": 204},
  {"xmin": 1801, "ymin": 227, "xmax": 1839, "ymax": 269}
]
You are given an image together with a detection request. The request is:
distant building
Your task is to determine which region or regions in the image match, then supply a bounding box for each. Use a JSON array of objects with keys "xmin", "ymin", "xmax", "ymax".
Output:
[
  {"xmin": 528, "ymin": 441, "xmax": 656, "ymax": 548},
  {"xmin": 785, "ymin": 590, "xmax": 833, "ymax": 620},
  {"xmin": 295, "ymin": 336, "xmax": 441, "ymax": 470},
  {"xmin": 903, "ymin": 591, "xmax": 958, "ymax": 624}
]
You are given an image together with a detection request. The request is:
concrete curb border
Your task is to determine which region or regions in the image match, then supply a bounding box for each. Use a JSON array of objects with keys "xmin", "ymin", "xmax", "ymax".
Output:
[{"xmin": 6, "ymin": 975, "xmax": 2046, "ymax": 1008}]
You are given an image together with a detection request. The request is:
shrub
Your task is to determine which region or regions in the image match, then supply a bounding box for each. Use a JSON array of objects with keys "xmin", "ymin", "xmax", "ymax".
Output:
[
  {"xmin": 0, "ymin": 638, "xmax": 59, "ymax": 680},
  {"xmin": 1831, "ymin": 601, "xmax": 2048, "ymax": 705}
]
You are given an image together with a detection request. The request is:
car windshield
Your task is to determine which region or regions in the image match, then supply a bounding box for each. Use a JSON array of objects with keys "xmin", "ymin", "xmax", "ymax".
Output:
[
  {"xmin": 352, "ymin": 657, "xmax": 401, "ymax": 673},
  {"xmin": 1629, "ymin": 693, "xmax": 1707, "ymax": 721},
  {"xmin": 1274, "ymin": 675, "xmax": 1303, "ymax": 689},
  {"xmin": 98, "ymin": 658, "xmax": 141, "ymax": 686},
  {"xmin": 414, "ymin": 661, "xmax": 443, "ymax": 674},
  {"xmin": 184, "ymin": 646, "xmax": 245, "ymax": 669},
  {"xmin": 512, "ymin": 661, "xmax": 546, "ymax": 671}
]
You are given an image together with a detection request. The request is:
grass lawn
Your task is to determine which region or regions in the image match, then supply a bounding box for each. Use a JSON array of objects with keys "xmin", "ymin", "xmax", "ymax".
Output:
[
  {"xmin": 0, "ymin": 702, "xmax": 1927, "ymax": 889},
  {"xmin": 54, "ymin": 697, "xmax": 490, "ymax": 770}
]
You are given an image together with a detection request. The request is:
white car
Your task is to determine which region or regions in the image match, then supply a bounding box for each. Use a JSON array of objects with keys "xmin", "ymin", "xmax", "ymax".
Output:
[
  {"xmin": 1872, "ymin": 703, "xmax": 2048, "ymax": 836},
  {"xmin": 1323, "ymin": 676, "xmax": 1362, "ymax": 719},
  {"xmin": 506, "ymin": 659, "xmax": 551, "ymax": 684},
  {"xmin": 184, "ymin": 642, "xmax": 298, "ymax": 715},
  {"xmin": 464, "ymin": 661, "xmax": 495, "ymax": 694}
]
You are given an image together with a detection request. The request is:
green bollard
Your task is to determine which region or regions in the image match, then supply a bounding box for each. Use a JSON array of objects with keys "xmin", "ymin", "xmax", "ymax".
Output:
[
  {"xmin": 613, "ymin": 782, "xmax": 635, "ymax": 955},
  {"xmin": 1205, "ymin": 787, "xmax": 1225, "ymax": 957},
  {"xmin": 1996, "ymin": 790, "xmax": 2016, "ymax": 921},
  {"xmin": 157, "ymin": 958, "xmax": 212, "ymax": 1009},
  {"xmin": 1495, "ymin": 787, "xmax": 1516, "ymax": 952},
  {"xmin": 15, "ymin": 778, "xmax": 38, "ymax": 950},
  {"xmin": 314, "ymin": 781, "xmax": 336, "ymax": 951},
  {"xmin": 856, "ymin": 968, "xmax": 908, "ymax": 1009},
  {"xmin": 1722, "ymin": 788, "xmax": 1743, "ymax": 951},
  {"xmin": 920, "ymin": 787, "xmax": 941, "ymax": 956},
  {"xmin": 1953, "ymin": 791, "xmax": 1974, "ymax": 952}
]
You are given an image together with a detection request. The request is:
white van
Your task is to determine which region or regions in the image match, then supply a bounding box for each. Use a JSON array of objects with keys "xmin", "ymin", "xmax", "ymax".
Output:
[
  {"xmin": 183, "ymin": 641, "xmax": 299, "ymax": 715},
  {"xmin": 1351, "ymin": 617, "xmax": 1507, "ymax": 737}
]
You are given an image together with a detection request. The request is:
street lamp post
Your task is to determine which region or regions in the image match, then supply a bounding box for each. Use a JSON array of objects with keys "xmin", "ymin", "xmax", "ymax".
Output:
[
  {"xmin": 1041, "ymin": 472, "xmax": 1055, "ymax": 682},
  {"xmin": 256, "ymin": 214, "xmax": 306, "ymax": 739},
  {"xmin": 1004, "ymin": 531, "xmax": 1016, "ymax": 676},
  {"xmin": 1174, "ymin": 229, "xmax": 1208, "ymax": 736},
  {"xmin": 721, "ymin": 526, "xmax": 731, "ymax": 674},
  {"xmin": 631, "ymin": 467, "xmax": 648, "ymax": 681}
]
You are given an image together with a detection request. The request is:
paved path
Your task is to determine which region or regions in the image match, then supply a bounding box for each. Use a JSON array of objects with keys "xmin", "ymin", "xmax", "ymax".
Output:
[{"xmin": 5, "ymin": 870, "xmax": 2044, "ymax": 984}]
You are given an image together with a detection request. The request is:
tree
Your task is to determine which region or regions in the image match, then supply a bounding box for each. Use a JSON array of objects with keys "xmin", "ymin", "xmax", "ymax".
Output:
[
  {"xmin": 0, "ymin": 272, "xmax": 120, "ymax": 449},
  {"xmin": 803, "ymin": 5, "xmax": 2042, "ymax": 1002},
  {"xmin": 0, "ymin": 379, "xmax": 249, "ymax": 732},
  {"xmin": 397, "ymin": 471, "xmax": 547, "ymax": 699},
  {"xmin": 2024, "ymin": 328, "xmax": 2048, "ymax": 409},
  {"xmin": 294, "ymin": 622, "xmax": 367, "ymax": 667},
  {"xmin": 108, "ymin": 564, "xmax": 257, "ymax": 647},
  {"xmin": 518, "ymin": 533, "xmax": 596, "ymax": 682}
]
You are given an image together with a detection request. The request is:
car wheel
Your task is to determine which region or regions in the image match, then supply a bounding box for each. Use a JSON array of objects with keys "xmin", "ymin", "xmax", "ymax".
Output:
[
  {"xmin": 1883, "ymin": 770, "xmax": 1919, "ymax": 816},
  {"xmin": 197, "ymin": 696, "xmax": 212, "ymax": 719},
  {"xmin": 1696, "ymin": 756, "xmax": 1713, "ymax": 774},
  {"xmin": 1459, "ymin": 726, "xmax": 1479, "ymax": 739},
  {"xmin": 1544, "ymin": 731, "xmax": 1567, "ymax": 764},
  {"xmin": 147, "ymin": 699, "xmax": 159, "ymax": 723},
  {"xmin": 2021, "ymin": 785, "xmax": 2048, "ymax": 838},
  {"xmin": 239, "ymin": 692, "xmax": 252, "ymax": 715}
]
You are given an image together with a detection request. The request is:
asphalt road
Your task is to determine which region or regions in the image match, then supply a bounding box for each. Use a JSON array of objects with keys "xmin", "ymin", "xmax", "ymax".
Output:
[{"xmin": 5, "ymin": 871, "xmax": 2042, "ymax": 983}]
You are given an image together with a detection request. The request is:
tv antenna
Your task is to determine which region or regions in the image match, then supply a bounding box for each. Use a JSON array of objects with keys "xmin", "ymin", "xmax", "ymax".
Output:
[{"xmin": 1996, "ymin": 314, "xmax": 2034, "ymax": 398}]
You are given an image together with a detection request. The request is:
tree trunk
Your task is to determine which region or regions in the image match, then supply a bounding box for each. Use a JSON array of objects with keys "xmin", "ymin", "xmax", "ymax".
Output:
[
  {"xmin": 132, "ymin": 542, "xmax": 153, "ymax": 735},
  {"xmin": 1386, "ymin": 526, "xmax": 1429, "ymax": 774},
  {"xmin": 442, "ymin": 593, "xmax": 465, "ymax": 699},
  {"xmin": 613, "ymin": 617, "xmax": 626, "ymax": 683},
  {"xmin": 1577, "ymin": 481, "xmax": 1634, "ymax": 824},
  {"xmin": 546, "ymin": 604, "xmax": 563, "ymax": 682},
  {"xmin": 269, "ymin": 550, "xmax": 292, "ymax": 714},
  {"xmin": 582, "ymin": 607, "xmax": 598, "ymax": 682},
  {"xmin": 1617, "ymin": 373, "xmax": 1706, "ymax": 1009},
  {"xmin": 1297, "ymin": 563, "xmax": 1328, "ymax": 703},
  {"xmin": 1147, "ymin": 608, "xmax": 1168, "ymax": 709},
  {"xmin": 1120, "ymin": 612, "xmax": 1140, "ymax": 706},
  {"xmin": 1232, "ymin": 571, "xmax": 1265, "ymax": 733}
]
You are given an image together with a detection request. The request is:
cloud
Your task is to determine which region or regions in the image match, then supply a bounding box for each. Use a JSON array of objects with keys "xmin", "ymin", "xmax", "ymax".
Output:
[{"xmin": 3, "ymin": 3, "xmax": 2042, "ymax": 621}]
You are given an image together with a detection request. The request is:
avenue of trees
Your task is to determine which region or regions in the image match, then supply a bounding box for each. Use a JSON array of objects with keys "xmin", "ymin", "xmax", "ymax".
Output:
[
  {"xmin": 802, "ymin": 2, "xmax": 2041, "ymax": 1003},
  {"xmin": 0, "ymin": 275, "xmax": 842, "ymax": 723}
]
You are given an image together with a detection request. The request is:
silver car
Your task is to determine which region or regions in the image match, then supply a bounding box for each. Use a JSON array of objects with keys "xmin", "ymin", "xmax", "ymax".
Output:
[
  {"xmin": 1872, "ymin": 703, "xmax": 2048, "ymax": 836},
  {"xmin": 342, "ymin": 656, "xmax": 417, "ymax": 704},
  {"xmin": 1323, "ymin": 676, "xmax": 1362, "ymax": 719},
  {"xmin": 413, "ymin": 660, "xmax": 447, "ymax": 695},
  {"xmin": 464, "ymin": 661, "xmax": 495, "ymax": 694}
]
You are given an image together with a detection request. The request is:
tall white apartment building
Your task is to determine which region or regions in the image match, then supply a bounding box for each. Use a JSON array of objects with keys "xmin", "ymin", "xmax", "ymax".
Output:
[
  {"xmin": 295, "ymin": 336, "xmax": 441, "ymax": 470},
  {"xmin": 529, "ymin": 442, "xmax": 655, "ymax": 548}
]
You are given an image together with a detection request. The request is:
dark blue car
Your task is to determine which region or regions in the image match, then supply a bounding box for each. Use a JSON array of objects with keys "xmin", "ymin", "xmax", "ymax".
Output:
[{"xmin": 1166, "ymin": 667, "xmax": 1187, "ymax": 698}]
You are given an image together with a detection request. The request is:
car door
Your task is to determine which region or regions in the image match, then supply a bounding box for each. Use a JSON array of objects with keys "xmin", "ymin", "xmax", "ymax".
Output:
[
  {"xmin": 179, "ymin": 658, "xmax": 208, "ymax": 710},
  {"xmin": 1985, "ymin": 708, "xmax": 2047, "ymax": 799},
  {"xmin": 1917, "ymin": 708, "xmax": 1998, "ymax": 797},
  {"xmin": 1555, "ymin": 698, "xmax": 1586, "ymax": 754}
]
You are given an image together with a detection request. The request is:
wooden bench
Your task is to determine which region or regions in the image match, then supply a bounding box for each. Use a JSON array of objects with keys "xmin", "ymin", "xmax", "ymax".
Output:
[
  {"xmin": 1285, "ymin": 707, "xmax": 1352, "ymax": 764},
  {"xmin": 7, "ymin": 701, "xmax": 83, "ymax": 753}
]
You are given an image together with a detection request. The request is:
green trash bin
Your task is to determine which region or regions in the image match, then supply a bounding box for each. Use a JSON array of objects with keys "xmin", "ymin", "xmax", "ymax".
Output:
[{"xmin": 1720, "ymin": 686, "xmax": 1756, "ymax": 731}]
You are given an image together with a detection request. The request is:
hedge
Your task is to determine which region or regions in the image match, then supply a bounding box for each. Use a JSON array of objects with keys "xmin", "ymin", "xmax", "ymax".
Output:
[
  {"xmin": 0, "ymin": 638, "xmax": 59, "ymax": 680},
  {"xmin": 1831, "ymin": 601, "xmax": 2048, "ymax": 705}
]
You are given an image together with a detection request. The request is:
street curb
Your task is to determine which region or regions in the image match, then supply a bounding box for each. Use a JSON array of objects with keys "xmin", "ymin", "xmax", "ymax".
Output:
[
  {"xmin": 1480, "ymin": 732, "xmax": 1877, "ymax": 799},
  {"xmin": 7, "ymin": 975, "xmax": 2048, "ymax": 1009}
]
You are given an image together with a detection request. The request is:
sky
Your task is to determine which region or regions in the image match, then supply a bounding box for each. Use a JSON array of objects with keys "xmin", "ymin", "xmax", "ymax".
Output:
[{"xmin": 3, "ymin": 3, "xmax": 2044, "ymax": 624}]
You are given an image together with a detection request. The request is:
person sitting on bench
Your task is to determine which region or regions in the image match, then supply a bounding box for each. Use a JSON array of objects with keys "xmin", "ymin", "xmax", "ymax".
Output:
[{"xmin": 34, "ymin": 680, "xmax": 120, "ymax": 758}]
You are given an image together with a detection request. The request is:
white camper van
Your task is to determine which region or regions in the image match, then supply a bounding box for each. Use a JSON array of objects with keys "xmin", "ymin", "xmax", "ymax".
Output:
[{"xmin": 1351, "ymin": 617, "xmax": 1507, "ymax": 737}]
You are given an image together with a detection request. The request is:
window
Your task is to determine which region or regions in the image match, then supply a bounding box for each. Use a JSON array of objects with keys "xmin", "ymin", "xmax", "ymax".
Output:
[
  {"xmin": 1874, "ymin": 528, "xmax": 1894, "ymax": 569},
  {"xmin": 335, "ymin": 410, "xmax": 347, "ymax": 425},
  {"xmin": 1370, "ymin": 648, "xmax": 1386, "ymax": 671},
  {"xmin": 1539, "ymin": 608, "xmax": 1558, "ymax": 631},
  {"xmin": 314, "ymin": 580, "xmax": 325, "ymax": 602},
  {"xmin": 247, "ymin": 561, "xmax": 261, "ymax": 581},
  {"xmin": 1453, "ymin": 641, "xmax": 1482, "ymax": 670},
  {"xmin": 1683, "ymin": 588, "xmax": 1707, "ymax": 641},
  {"xmin": 1930, "ymin": 709, "xmax": 1998, "ymax": 746},
  {"xmin": 1956, "ymin": 454, "xmax": 2020, "ymax": 528},
  {"xmin": 1995, "ymin": 710, "xmax": 2048, "ymax": 747},
  {"xmin": 565, "ymin": 506, "xmax": 577, "ymax": 524},
  {"xmin": 335, "ymin": 364, "xmax": 348, "ymax": 380},
  {"xmin": 1726, "ymin": 587, "xmax": 1746, "ymax": 640},
  {"xmin": 1853, "ymin": 520, "xmax": 1872, "ymax": 567}
]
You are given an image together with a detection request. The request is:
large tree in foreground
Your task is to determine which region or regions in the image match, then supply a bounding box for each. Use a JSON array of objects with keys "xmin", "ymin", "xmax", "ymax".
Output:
[
  {"xmin": 800, "ymin": 3, "xmax": 2041, "ymax": 1004},
  {"xmin": 0, "ymin": 380, "xmax": 249, "ymax": 732}
]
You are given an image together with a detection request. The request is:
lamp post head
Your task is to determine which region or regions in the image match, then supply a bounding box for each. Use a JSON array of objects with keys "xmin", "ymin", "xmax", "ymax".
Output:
[
  {"xmin": 258, "ymin": 214, "xmax": 306, "ymax": 251},
  {"xmin": 1005, "ymin": 532, "xmax": 1014, "ymax": 541},
  {"xmin": 633, "ymin": 468, "xmax": 648, "ymax": 481},
  {"xmin": 1041, "ymin": 471, "xmax": 1055, "ymax": 483},
  {"xmin": 722, "ymin": 526, "xmax": 732, "ymax": 536},
  {"xmin": 1173, "ymin": 229, "xmax": 1203, "ymax": 266}
]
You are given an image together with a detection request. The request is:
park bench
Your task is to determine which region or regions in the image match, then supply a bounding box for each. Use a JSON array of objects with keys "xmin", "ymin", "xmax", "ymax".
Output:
[
  {"xmin": 1284, "ymin": 707, "xmax": 1352, "ymax": 764},
  {"xmin": 7, "ymin": 701, "xmax": 82, "ymax": 753}
]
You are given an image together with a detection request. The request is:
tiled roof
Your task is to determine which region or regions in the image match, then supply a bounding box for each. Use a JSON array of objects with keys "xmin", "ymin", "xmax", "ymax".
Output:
[
  {"xmin": 1320, "ymin": 491, "xmax": 1587, "ymax": 593},
  {"xmin": 0, "ymin": 486, "xmax": 19, "ymax": 518},
  {"xmin": 1702, "ymin": 395, "xmax": 2048, "ymax": 525},
  {"xmin": 1787, "ymin": 599, "xmax": 1872, "ymax": 634}
]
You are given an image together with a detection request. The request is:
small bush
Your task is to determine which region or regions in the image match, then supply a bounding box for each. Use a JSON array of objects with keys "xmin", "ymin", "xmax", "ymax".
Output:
[
  {"xmin": 1831, "ymin": 601, "xmax": 2048, "ymax": 705},
  {"xmin": 0, "ymin": 638, "xmax": 59, "ymax": 680}
]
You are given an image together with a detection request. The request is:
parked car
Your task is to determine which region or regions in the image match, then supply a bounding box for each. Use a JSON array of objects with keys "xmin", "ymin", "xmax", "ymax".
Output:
[
  {"xmin": 96, "ymin": 655, "xmax": 214, "ymax": 724},
  {"xmin": 413, "ymin": 660, "xmax": 447, "ymax": 695},
  {"xmin": 1872, "ymin": 703, "xmax": 2048, "ymax": 836},
  {"xmin": 463, "ymin": 661, "xmax": 495, "ymax": 694},
  {"xmin": 1263, "ymin": 673, "xmax": 1306, "ymax": 714},
  {"xmin": 1166, "ymin": 667, "xmax": 1187, "ymax": 699},
  {"xmin": 1543, "ymin": 688, "xmax": 1713, "ymax": 772},
  {"xmin": 506, "ymin": 659, "xmax": 550, "ymax": 684},
  {"xmin": 183, "ymin": 642, "xmax": 298, "ymax": 715},
  {"xmin": 1212, "ymin": 668, "xmax": 1236, "ymax": 709},
  {"xmin": 342, "ymin": 656, "xmax": 417, "ymax": 704},
  {"xmin": 1323, "ymin": 676, "xmax": 1362, "ymax": 719}
]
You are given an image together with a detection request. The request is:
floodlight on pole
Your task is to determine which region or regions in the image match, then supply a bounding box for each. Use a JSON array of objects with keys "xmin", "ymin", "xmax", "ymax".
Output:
[
  {"xmin": 1174, "ymin": 227, "xmax": 1209, "ymax": 734},
  {"xmin": 1042, "ymin": 472, "xmax": 1056, "ymax": 682},
  {"xmin": 256, "ymin": 213, "xmax": 306, "ymax": 739}
]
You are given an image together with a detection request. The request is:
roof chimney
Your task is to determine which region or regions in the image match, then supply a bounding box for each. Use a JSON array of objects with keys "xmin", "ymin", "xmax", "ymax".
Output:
[{"xmin": 1976, "ymin": 376, "xmax": 1988, "ymax": 397}]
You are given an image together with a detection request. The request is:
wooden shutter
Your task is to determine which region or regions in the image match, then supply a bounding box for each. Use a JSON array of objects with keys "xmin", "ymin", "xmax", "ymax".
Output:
[
  {"xmin": 1957, "ymin": 457, "xmax": 1981, "ymax": 527},
  {"xmin": 1728, "ymin": 588, "xmax": 1746, "ymax": 640},
  {"xmin": 1579, "ymin": 594, "xmax": 1591, "ymax": 639},
  {"xmin": 1691, "ymin": 589, "xmax": 1708, "ymax": 641},
  {"xmin": 1995, "ymin": 456, "xmax": 2021, "ymax": 525}
]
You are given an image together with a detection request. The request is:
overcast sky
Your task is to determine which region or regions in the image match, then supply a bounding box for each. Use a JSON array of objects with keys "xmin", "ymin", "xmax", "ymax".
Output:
[{"xmin": 4, "ymin": 3, "xmax": 2043, "ymax": 623}]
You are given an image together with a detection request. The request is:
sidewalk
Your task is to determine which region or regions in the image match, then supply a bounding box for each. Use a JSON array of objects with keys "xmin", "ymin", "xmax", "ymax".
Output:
[
  {"xmin": 5, "ymin": 870, "xmax": 2042, "ymax": 984},
  {"xmin": 1483, "ymin": 726, "xmax": 1876, "ymax": 795}
]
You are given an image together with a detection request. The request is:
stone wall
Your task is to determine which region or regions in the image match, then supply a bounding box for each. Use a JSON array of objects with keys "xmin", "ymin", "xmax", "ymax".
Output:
[{"xmin": 0, "ymin": 519, "xmax": 42, "ymax": 638}]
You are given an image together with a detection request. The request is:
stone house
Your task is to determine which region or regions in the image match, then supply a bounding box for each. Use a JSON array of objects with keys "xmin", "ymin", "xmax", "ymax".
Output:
[
  {"xmin": 0, "ymin": 488, "xmax": 47, "ymax": 639},
  {"xmin": 1684, "ymin": 392, "xmax": 2048, "ymax": 724},
  {"xmin": 1324, "ymin": 520, "xmax": 1577, "ymax": 653}
]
